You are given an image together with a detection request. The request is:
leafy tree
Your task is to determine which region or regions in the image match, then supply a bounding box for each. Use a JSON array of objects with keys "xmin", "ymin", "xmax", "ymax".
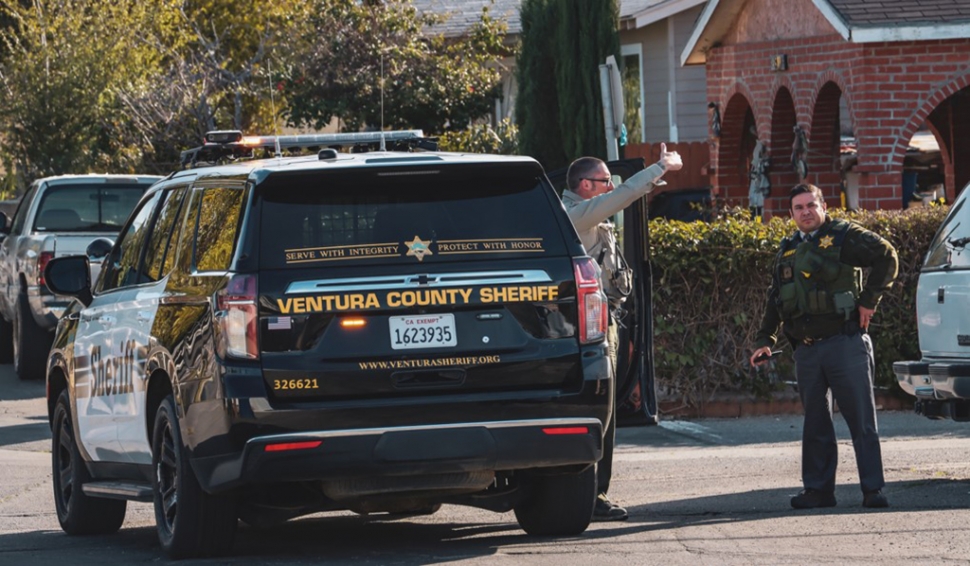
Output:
[
  {"xmin": 0, "ymin": 0, "xmax": 302, "ymax": 183},
  {"xmin": 0, "ymin": 0, "xmax": 164, "ymax": 185},
  {"xmin": 516, "ymin": 0, "xmax": 620, "ymax": 170},
  {"xmin": 114, "ymin": 0, "xmax": 299, "ymax": 171},
  {"xmin": 282, "ymin": 0, "xmax": 510, "ymax": 133}
]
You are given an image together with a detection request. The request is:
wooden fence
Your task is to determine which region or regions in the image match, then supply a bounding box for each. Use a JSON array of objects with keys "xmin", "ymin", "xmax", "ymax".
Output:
[{"xmin": 624, "ymin": 141, "xmax": 711, "ymax": 193}]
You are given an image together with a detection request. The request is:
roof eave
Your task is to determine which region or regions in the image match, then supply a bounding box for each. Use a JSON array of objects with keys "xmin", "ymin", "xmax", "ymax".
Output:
[
  {"xmin": 810, "ymin": 0, "xmax": 850, "ymax": 40},
  {"xmin": 632, "ymin": 0, "xmax": 708, "ymax": 29},
  {"xmin": 680, "ymin": 0, "xmax": 724, "ymax": 66},
  {"xmin": 849, "ymin": 22, "xmax": 970, "ymax": 43}
]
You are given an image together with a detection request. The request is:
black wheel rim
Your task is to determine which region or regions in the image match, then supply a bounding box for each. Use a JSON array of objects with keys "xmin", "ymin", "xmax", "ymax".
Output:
[
  {"xmin": 156, "ymin": 417, "xmax": 179, "ymax": 532},
  {"xmin": 54, "ymin": 412, "xmax": 74, "ymax": 510}
]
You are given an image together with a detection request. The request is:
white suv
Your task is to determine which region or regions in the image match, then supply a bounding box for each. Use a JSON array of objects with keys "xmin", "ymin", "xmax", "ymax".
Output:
[{"xmin": 894, "ymin": 184, "xmax": 970, "ymax": 420}]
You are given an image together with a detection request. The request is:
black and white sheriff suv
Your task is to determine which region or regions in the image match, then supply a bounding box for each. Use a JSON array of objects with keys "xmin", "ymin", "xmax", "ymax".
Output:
[{"xmin": 43, "ymin": 130, "xmax": 658, "ymax": 558}]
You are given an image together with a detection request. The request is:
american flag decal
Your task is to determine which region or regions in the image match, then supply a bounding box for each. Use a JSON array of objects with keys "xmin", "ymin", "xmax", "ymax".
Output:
[{"xmin": 268, "ymin": 316, "xmax": 292, "ymax": 330}]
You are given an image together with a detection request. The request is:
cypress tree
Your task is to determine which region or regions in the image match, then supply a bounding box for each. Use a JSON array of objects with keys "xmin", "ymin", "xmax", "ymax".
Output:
[
  {"xmin": 516, "ymin": 0, "xmax": 565, "ymax": 170},
  {"xmin": 516, "ymin": 0, "xmax": 620, "ymax": 171}
]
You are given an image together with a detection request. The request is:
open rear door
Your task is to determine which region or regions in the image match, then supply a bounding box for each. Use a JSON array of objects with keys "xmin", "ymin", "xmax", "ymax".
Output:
[{"xmin": 547, "ymin": 158, "xmax": 658, "ymax": 426}]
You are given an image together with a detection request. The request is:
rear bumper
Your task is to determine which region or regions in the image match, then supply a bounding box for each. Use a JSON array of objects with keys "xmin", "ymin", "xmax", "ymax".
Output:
[
  {"xmin": 894, "ymin": 360, "xmax": 970, "ymax": 399},
  {"xmin": 894, "ymin": 360, "xmax": 970, "ymax": 421},
  {"xmin": 26, "ymin": 287, "xmax": 67, "ymax": 330},
  {"xmin": 191, "ymin": 418, "xmax": 603, "ymax": 493}
]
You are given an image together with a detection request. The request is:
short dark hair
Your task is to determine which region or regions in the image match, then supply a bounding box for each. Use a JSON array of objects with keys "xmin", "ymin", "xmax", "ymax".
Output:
[
  {"xmin": 789, "ymin": 183, "xmax": 824, "ymax": 209},
  {"xmin": 566, "ymin": 157, "xmax": 605, "ymax": 192}
]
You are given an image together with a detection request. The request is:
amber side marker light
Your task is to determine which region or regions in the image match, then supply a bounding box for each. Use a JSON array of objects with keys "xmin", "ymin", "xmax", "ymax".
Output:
[
  {"xmin": 340, "ymin": 318, "xmax": 366, "ymax": 328},
  {"xmin": 542, "ymin": 427, "xmax": 589, "ymax": 435},
  {"xmin": 264, "ymin": 440, "xmax": 322, "ymax": 452}
]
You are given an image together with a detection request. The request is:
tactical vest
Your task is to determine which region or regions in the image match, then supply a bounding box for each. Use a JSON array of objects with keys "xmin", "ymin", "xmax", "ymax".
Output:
[{"xmin": 775, "ymin": 219, "xmax": 863, "ymax": 321}]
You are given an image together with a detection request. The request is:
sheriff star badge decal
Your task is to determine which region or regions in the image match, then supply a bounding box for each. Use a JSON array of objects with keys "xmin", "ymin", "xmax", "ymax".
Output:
[{"xmin": 405, "ymin": 235, "xmax": 433, "ymax": 262}]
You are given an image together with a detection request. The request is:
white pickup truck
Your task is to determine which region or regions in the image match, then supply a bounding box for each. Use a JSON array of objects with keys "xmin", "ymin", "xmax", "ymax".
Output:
[{"xmin": 0, "ymin": 174, "xmax": 161, "ymax": 380}]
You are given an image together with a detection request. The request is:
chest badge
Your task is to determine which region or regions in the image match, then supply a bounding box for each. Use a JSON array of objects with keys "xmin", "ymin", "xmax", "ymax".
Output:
[
  {"xmin": 781, "ymin": 266, "xmax": 793, "ymax": 281},
  {"xmin": 405, "ymin": 235, "xmax": 434, "ymax": 262},
  {"xmin": 818, "ymin": 235, "xmax": 834, "ymax": 249}
]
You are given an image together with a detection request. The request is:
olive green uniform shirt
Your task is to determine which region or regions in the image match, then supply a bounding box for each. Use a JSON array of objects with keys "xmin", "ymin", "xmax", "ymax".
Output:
[{"xmin": 754, "ymin": 217, "xmax": 899, "ymax": 348}]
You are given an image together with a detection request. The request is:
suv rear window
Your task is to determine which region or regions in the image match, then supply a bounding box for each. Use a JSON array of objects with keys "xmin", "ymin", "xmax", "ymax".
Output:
[
  {"xmin": 257, "ymin": 162, "xmax": 566, "ymax": 269},
  {"xmin": 33, "ymin": 183, "xmax": 149, "ymax": 232}
]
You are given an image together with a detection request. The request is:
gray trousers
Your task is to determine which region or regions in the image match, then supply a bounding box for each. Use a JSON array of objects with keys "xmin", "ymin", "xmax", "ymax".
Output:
[
  {"xmin": 597, "ymin": 321, "xmax": 618, "ymax": 496},
  {"xmin": 793, "ymin": 332, "xmax": 885, "ymax": 493}
]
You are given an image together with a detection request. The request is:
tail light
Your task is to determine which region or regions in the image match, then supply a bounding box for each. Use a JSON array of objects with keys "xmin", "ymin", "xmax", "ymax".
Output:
[
  {"xmin": 216, "ymin": 274, "xmax": 259, "ymax": 360},
  {"xmin": 542, "ymin": 426, "xmax": 590, "ymax": 435},
  {"xmin": 37, "ymin": 251, "xmax": 55, "ymax": 287},
  {"xmin": 574, "ymin": 257, "xmax": 607, "ymax": 344}
]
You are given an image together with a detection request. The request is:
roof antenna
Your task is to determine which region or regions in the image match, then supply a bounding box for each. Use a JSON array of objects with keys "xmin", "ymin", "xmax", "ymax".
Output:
[
  {"xmin": 268, "ymin": 59, "xmax": 282, "ymax": 160},
  {"xmin": 380, "ymin": 49, "xmax": 386, "ymax": 152}
]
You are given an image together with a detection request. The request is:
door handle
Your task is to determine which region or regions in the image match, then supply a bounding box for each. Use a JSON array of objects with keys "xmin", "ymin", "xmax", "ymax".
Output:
[
  {"xmin": 98, "ymin": 315, "xmax": 116, "ymax": 326},
  {"xmin": 938, "ymin": 287, "xmax": 945, "ymax": 304},
  {"xmin": 136, "ymin": 311, "xmax": 152, "ymax": 323}
]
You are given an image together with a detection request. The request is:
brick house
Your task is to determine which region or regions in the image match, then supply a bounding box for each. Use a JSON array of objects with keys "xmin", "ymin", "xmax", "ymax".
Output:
[{"xmin": 683, "ymin": 0, "xmax": 970, "ymax": 215}]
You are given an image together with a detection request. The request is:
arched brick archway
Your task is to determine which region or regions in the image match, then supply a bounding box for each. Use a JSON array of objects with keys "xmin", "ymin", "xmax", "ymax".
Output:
[
  {"xmin": 896, "ymin": 73, "xmax": 970, "ymax": 200},
  {"xmin": 718, "ymin": 92, "xmax": 757, "ymax": 205},
  {"xmin": 808, "ymin": 82, "xmax": 843, "ymax": 201},
  {"xmin": 769, "ymin": 87, "xmax": 799, "ymax": 202}
]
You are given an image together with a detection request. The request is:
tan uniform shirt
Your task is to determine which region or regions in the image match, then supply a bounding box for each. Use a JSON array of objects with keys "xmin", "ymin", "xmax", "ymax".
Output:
[{"xmin": 562, "ymin": 163, "xmax": 666, "ymax": 302}]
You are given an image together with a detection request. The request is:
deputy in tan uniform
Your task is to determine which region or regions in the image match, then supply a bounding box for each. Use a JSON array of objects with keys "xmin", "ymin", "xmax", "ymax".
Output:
[
  {"xmin": 563, "ymin": 145, "xmax": 683, "ymax": 520},
  {"xmin": 751, "ymin": 183, "xmax": 898, "ymax": 510}
]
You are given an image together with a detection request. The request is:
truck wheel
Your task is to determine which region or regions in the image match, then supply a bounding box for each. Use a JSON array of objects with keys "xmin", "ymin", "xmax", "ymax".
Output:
[
  {"xmin": 51, "ymin": 390, "xmax": 127, "ymax": 535},
  {"xmin": 152, "ymin": 395, "xmax": 237, "ymax": 559},
  {"xmin": 14, "ymin": 292, "xmax": 52, "ymax": 380},
  {"xmin": 514, "ymin": 465, "xmax": 596, "ymax": 536},
  {"xmin": 0, "ymin": 315, "xmax": 12, "ymax": 363}
]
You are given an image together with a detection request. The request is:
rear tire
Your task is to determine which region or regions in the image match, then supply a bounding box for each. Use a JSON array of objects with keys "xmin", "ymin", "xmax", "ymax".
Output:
[
  {"xmin": 514, "ymin": 465, "xmax": 596, "ymax": 536},
  {"xmin": 152, "ymin": 395, "xmax": 237, "ymax": 559},
  {"xmin": 14, "ymin": 292, "xmax": 52, "ymax": 380},
  {"xmin": 51, "ymin": 390, "xmax": 127, "ymax": 535}
]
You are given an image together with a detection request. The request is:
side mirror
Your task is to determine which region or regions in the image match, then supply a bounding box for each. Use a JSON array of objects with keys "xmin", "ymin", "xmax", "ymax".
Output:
[
  {"xmin": 45, "ymin": 256, "xmax": 92, "ymax": 307},
  {"xmin": 86, "ymin": 237, "xmax": 113, "ymax": 261},
  {"xmin": 0, "ymin": 211, "xmax": 9, "ymax": 234}
]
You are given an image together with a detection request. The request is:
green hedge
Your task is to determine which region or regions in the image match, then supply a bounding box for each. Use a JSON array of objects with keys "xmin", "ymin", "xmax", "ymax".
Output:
[{"xmin": 649, "ymin": 205, "xmax": 948, "ymax": 407}]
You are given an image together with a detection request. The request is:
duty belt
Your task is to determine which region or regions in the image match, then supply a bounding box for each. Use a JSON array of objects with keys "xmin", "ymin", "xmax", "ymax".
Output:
[{"xmin": 800, "ymin": 324, "xmax": 863, "ymax": 347}]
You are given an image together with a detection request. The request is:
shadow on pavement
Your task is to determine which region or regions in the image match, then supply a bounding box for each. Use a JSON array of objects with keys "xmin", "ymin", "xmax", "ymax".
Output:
[
  {"xmin": 617, "ymin": 412, "xmax": 970, "ymax": 449},
  {"xmin": 0, "ymin": 477, "xmax": 965, "ymax": 564},
  {"xmin": 0, "ymin": 420, "xmax": 50, "ymax": 448},
  {"xmin": 0, "ymin": 365, "xmax": 45, "ymax": 402}
]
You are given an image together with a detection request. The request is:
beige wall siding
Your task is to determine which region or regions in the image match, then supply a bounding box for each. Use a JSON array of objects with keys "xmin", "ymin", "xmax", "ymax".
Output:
[
  {"xmin": 621, "ymin": 5, "xmax": 708, "ymax": 144},
  {"xmin": 633, "ymin": 22, "xmax": 671, "ymax": 143},
  {"xmin": 674, "ymin": 7, "xmax": 708, "ymax": 142}
]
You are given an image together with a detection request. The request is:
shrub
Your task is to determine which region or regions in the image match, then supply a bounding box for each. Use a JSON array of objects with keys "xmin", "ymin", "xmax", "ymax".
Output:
[{"xmin": 649, "ymin": 205, "xmax": 949, "ymax": 407}]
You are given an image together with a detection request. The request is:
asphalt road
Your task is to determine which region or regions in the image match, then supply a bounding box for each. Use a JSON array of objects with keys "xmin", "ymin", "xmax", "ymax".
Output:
[{"xmin": 1, "ymin": 366, "xmax": 968, "ymax": 565}]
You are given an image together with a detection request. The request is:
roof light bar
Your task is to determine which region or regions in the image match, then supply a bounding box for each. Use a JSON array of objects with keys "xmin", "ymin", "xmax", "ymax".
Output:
[
  {"xmin": 205, "ymin": 130, "xmax": 244, "ymax": 144},
  {"xmin": 181, "ymin": 129, "xmax": 434, "ymax": 168}
]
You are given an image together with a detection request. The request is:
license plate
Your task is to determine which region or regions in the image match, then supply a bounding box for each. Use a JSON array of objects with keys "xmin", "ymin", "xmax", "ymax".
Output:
[{"xmin": 389, "ymin": 314, "xmax": 457, "ymax": 350}]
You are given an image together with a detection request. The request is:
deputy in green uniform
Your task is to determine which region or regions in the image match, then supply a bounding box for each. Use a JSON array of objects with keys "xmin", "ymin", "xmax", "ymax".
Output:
[
  {"xmin": 563, "ymin": 145, "xmax": 683, "ymax": 520},
  {"xmin": 751, "ymin": 183, "xmax": 898, "ymax": 509}
]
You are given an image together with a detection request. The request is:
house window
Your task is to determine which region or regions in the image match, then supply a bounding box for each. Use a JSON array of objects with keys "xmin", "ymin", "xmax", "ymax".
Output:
[{"xmin": 621, "ymin": 44, "xmax": 644, "ymax": 145}]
